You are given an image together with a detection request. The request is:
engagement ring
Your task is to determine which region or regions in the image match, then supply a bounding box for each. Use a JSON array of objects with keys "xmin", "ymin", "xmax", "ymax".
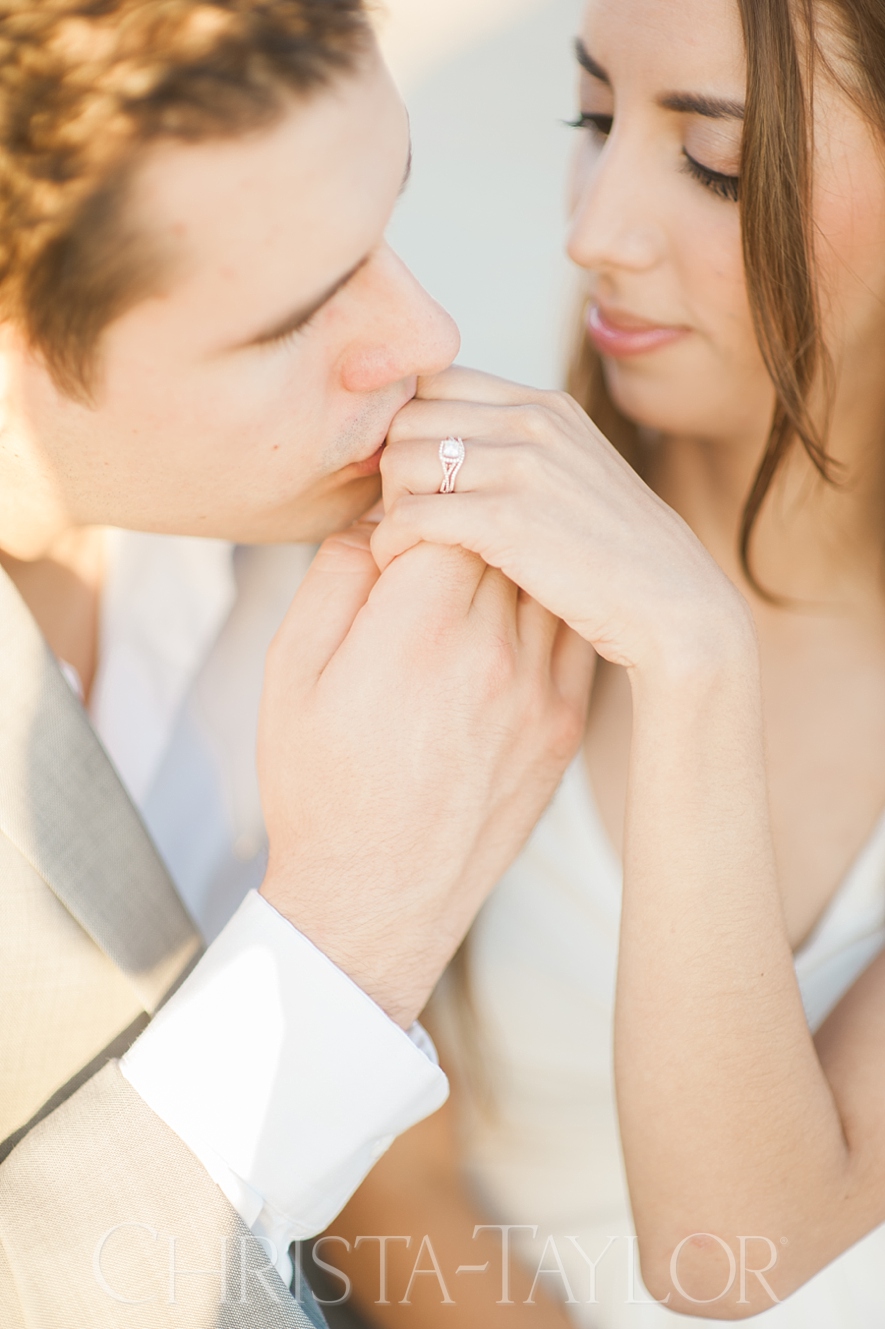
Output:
[{"xmin": 438, "ymin": 436, "xmax": 465, "ymax": 493}]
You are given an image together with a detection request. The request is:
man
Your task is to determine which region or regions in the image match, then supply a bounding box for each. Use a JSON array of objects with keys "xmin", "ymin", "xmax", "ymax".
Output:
[{"xmin": 0, "ymin": 2, "xmax": 590, "ymax": 1325}]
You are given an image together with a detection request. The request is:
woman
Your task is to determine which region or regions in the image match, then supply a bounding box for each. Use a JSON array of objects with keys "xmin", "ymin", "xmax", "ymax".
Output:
[{"xmin": 322, "ymin": 0, "xmax": 885, "ymax": 1322}]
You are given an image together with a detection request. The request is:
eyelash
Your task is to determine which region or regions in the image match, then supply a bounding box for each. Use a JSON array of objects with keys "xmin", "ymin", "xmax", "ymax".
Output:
[
  {"xmin": 263, "ymin": 315, "xmax": 316, "ymax": 352},
  {"xmin": 680, "ymin": 149, "xmax": 740, "ymax": 202},
  {"xmin": 566, "ymin": 111, "xmax": 612, "ymax": 138},
  {"xmin": 566, "ymin": 112, "xmax": 740, "ymax": 204}
]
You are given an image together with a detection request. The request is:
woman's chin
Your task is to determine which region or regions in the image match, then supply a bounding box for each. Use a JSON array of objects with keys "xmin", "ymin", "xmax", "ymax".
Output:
[{"xmin": 603, "ymin": 360, "xmax": 732, "ymax": 440}]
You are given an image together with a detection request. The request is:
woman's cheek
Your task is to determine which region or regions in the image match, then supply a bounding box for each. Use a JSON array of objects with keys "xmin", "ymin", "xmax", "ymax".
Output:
[
  {"xmin": 681, "ymin": 212, "xmax": 760, "ymax": 370},
  {"xmin": 680, "ymin": 198, "xmax": 744, "ymax": 314}
]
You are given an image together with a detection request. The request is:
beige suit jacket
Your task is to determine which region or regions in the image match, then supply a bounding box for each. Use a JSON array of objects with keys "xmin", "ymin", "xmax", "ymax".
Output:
[{"xmin": 0, "ymin": 566, "xmax": 321, "ymax": 1327}]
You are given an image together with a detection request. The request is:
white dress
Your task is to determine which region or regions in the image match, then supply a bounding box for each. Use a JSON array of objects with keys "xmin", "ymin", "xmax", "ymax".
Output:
[{"xmin": 438, "ymin": 757, "xmax": 885, "ymax": 1327}]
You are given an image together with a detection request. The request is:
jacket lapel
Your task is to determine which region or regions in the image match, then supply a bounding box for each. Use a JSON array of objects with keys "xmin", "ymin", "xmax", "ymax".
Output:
[{"xmin": 0, "ymin": 564, "xmax": 202, "ymax": 1013}]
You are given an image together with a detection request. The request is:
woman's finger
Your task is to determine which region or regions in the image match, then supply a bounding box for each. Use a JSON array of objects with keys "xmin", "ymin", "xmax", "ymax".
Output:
[
  {"xmin": 371, "ymin": 493, "xmax": 497, "ymax": 573},
  {"xmin": 380, "ymin": 436, "xmax": 451, "ymax": 506},
  {"xmin": 387, "ymin": 396, "xmax": 558, "ymax": 452},
  {"xmin": 381, "ymin": 434, "xmax": 524, "ymax": 508},
  {"xmin": 416, "ymin": 364, "xmax": 552, "ymax": 407}
]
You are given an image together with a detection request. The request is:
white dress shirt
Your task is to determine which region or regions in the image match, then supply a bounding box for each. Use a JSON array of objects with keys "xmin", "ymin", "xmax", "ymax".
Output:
[{"xmin": 70, "ymin": 530, "xmax": 447, "ymax": 1282}]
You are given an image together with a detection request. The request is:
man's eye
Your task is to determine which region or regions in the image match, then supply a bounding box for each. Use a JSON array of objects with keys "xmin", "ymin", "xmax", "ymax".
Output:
[
  {"xmin": 565, "ymin": 112, "xmax": 613, "ymax": 140},
  {"xmin": 260, "ymin": 311, "xmax": 319, "ymax": 352}
]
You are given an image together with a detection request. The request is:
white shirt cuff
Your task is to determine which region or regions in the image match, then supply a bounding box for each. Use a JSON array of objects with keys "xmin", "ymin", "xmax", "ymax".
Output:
[{"xmin": 121, "ymin": 890, "xmax": 449, "ymax": 1250}]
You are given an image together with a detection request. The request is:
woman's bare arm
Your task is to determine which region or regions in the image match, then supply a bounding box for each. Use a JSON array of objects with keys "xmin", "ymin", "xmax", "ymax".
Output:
[
  {"xmin": 321, "ymin": 1090, "xmax": 574, "ymax": 1328},
  {"xmin": 616, "ymin": 645, "xmax": 885, "ymax": 1317},
  {"xmin": 373, "ymin": 367, "xmax": 885, "ymax": 1316}
]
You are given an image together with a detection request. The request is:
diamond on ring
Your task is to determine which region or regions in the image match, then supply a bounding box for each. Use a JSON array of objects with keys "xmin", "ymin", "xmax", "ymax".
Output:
[{"xmin": 438, "ymin": 436, "xmax": 465, "ymax": 493}]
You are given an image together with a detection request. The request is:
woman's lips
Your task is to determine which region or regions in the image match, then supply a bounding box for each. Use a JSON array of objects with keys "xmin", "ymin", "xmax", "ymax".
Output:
[{"xmin": 586, "ymin": 303, "xmax": 689, "ymax": 358}]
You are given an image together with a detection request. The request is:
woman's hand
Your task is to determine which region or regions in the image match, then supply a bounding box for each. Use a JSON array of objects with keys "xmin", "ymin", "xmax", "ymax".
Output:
[
  {"xmin": 374, "ymin": 366, "xmax": 751, "ymax": 678},
  {"xmin": 374, "ymin": 367, "xmax": 885, "ymax": 1312}
]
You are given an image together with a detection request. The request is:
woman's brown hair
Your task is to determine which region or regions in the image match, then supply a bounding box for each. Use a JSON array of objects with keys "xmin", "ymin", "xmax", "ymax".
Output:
[{"xmin": 568, "ymin": 0, "xmax": 885, "ymax": 592}]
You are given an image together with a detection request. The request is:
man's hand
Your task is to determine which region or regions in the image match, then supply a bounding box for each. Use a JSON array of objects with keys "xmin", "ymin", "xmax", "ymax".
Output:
[{"xmin": 258, "ymin": 522, "xmax": 592, "ymax": 1027}]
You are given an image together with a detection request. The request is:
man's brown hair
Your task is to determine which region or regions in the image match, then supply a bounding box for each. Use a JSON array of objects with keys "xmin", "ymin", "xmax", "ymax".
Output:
[{"xmin": 0, "ymin": 0, "xmax": 371, "ymax": 399}]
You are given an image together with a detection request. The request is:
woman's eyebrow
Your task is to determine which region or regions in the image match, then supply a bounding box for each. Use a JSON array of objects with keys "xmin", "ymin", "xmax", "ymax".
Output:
[
  {"xmin": 575, "ymin": 38, "xmax": 609, "ymax": 82},
  {"xmin": 574, "ymin": 38, "xmax": 744, "ymax": 120},
  {"xmin": 659, "ymin": 92, "xmax": 745, "ymax": 120}
]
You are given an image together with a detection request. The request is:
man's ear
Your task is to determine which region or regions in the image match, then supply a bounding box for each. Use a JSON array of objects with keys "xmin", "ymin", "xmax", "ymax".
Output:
[{"xmin": 0, "ymin": 322, "xmax": 73, "ymax": 561}]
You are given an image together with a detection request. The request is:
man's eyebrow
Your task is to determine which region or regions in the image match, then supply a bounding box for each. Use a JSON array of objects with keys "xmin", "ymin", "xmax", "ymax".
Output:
[
  {"xmin": 659, "ymin": 91, "xmax": 745, "ymax": 120},
  {"xmin": 575, "ymin": 38, "xmax": 609, "ymax": 83},
  {"xmin": 574, "ymin": 38, "xmax": 744, "ymax": 121}
]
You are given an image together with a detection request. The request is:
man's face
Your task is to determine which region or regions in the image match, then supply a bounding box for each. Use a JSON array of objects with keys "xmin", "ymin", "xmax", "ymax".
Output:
[{"xmin": 6, "ymin": 45, "xmax": 459, "ymax": 548}]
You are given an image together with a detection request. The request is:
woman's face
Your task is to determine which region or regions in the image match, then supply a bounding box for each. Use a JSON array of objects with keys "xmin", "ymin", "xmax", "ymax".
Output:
[{"xmin": 568, "ymin": 0, "xmax": 885, "ymax": 453}]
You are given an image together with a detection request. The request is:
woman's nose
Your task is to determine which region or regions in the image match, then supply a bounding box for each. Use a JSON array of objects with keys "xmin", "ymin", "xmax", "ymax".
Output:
[
  {"xmin": 566, "ymin": 134, "xmax": 667, "ymax": 277},
  {"xmin": 340, "ymin": 246, "xmax": 461, "ymax": 394}
]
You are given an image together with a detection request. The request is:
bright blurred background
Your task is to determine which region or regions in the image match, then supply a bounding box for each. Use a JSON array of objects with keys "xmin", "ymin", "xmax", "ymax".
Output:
[{"xmin": 372, "ymin": 0, "xmax": 585, "ymax": 390}]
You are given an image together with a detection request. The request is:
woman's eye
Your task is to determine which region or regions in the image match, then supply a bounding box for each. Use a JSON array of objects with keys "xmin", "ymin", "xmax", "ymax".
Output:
[
  {"xmin": 566, "ymin": 112, "xmax": 740, "ymax": 202},
  {"xmin": 566, "ymin": 111, "xmax": 613, "ymax": 140},
  {"xmin": 681, "ymin": 149, "xmax": 740, "ymax": 203}
]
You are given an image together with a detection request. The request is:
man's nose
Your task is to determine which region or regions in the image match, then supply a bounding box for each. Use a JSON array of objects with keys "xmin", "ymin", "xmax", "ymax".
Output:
[
  {"xmin": 340, "ymin": 246, "xmax": 461, "ymax": 394},
  {"xmin": 566, "ymin": 133, "xmax": 667, "ymax": 277}
]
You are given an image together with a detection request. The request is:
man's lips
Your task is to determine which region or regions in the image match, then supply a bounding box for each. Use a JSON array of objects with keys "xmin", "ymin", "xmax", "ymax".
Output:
[
  {"xmin": 339, "ymin": 380, "xmax": 418, "ymax": 481},
  {"xmin": 586, "ymin": 303, "xmax": 689, "ymax": 358},
  {"xmin": 347, "ymin": 444, "xmax": 385, "ymax": 478}
]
